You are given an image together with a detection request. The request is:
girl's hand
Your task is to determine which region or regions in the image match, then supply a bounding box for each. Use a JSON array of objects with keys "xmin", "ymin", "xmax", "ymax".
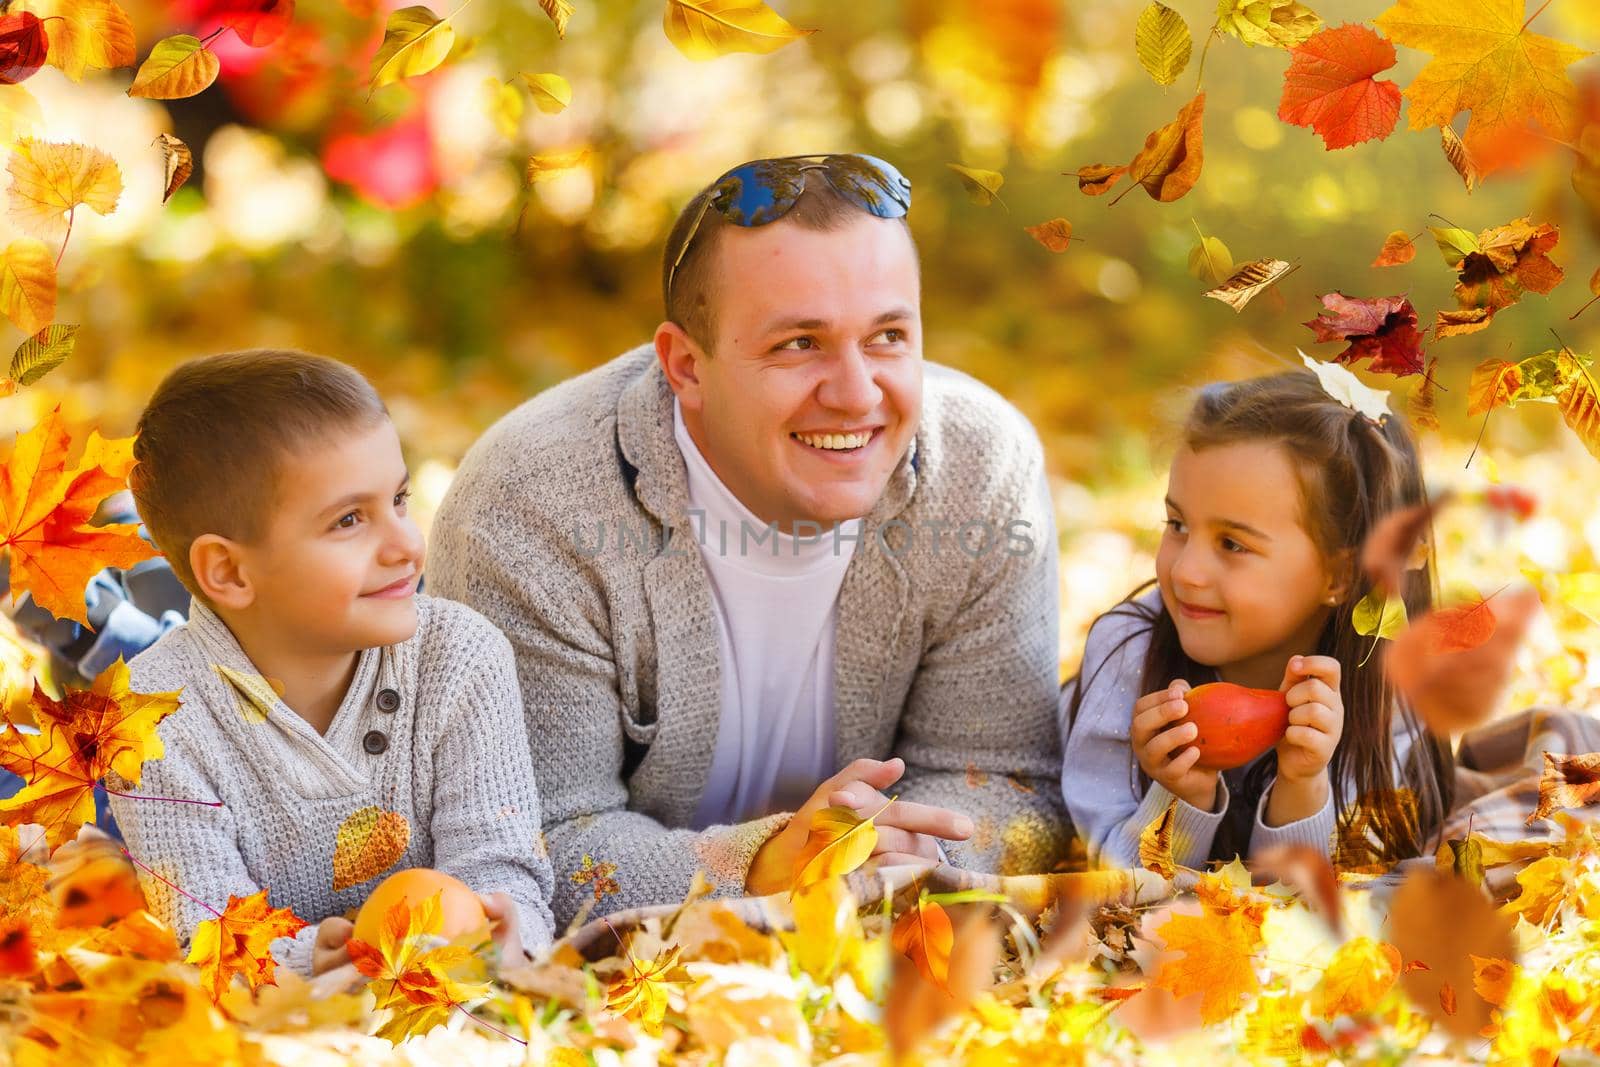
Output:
[
  {"xmin": 1131, "ymin": 680, "xmax": 1220, "ymax": 812},
  {"xmin": 1275, "ymin": 655, "xmax": 1344, "ymax": 783},
  {"xmin": 480, "ymin": 892, "xmax": 527, "ymax": 968},
  {"xmin": 311, "ymin": 916, "xmax": 354, "ymax": 975}
]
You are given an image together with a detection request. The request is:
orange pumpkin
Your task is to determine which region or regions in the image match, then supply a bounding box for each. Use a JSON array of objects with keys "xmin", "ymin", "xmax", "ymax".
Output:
[
  {"xmin": 1181, "ymin": 682, "xmax": 1291, "ymax": 771},
  {"xmin": 352, "ymin": 868, "xmax": 487, "ymax": 946}
]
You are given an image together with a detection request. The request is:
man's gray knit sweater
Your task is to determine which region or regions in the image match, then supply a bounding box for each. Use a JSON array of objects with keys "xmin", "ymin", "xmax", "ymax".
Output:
[{"xmin": 107, "ymin": 594, "xmax": 556, "ymax": 976}]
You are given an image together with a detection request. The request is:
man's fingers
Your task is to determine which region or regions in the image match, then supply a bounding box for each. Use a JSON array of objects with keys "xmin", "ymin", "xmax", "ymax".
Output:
[
  {"xmin": 871, "ymin": 826, "xmax": 940, "ymax": 860},
  {"xmin": 869, "ymin": 852, "xmax": 938, "ymax": 870},
  {"xmin": 831, "ymin": 786, "xmax": 973, "ymax": 840}
]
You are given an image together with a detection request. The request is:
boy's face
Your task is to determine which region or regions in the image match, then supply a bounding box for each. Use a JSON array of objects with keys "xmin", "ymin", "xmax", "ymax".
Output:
[{"xmin": 234, "ymin": 418, "xmax": 424, "ymax": 652}]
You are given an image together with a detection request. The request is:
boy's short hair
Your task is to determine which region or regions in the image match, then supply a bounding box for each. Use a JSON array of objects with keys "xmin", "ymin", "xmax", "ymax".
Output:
[{"xmin": 130, "ymin": 349, "xmax": 388, "ymax": 599}]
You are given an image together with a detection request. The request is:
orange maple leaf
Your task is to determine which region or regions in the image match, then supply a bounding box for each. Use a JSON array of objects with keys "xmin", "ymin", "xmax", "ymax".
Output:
[
  {"xmin": 186, "ymin": 887, "xmax": 307, "ymax": 1003},
  {"xmin": 0, "ymin": 407, "xmax": 156, "ymax": 626},
  {"xmin": 347, "ymin": 891, "xmax": 490, "ymax": 1044},
  {"xmin": 605, "ymin": 940, "xmax": 685, "ymax": 1036},
  {"xmin": 0, "ymin": 657, "xmax": 183, "ymax": 849},
  {"xmin": 1150, "ymin": 906, "xmax": 1264, "ymax": 1024}
]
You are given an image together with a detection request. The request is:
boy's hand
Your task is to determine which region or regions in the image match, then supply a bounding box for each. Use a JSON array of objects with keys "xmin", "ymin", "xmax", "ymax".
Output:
[
  {"xmin": 1275, "ymin": 655, "xmax": 1344, "ymax": 783},
  {"xmin": 311, "ymin": 916, "xmax": 354, "ymax": 975},
  {"xmin": 480, "ymin": 892, "xmax": 527, "ymax": 968},
  {"xmin": 1132, "ymin": 680, "xmax": 1219, "ymax": 812}
]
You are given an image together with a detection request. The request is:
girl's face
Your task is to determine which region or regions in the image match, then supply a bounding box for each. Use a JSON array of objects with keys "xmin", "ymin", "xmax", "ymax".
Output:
[{"xmin": 1156, "ymin": 441, "xmax": 1346, "ymax": 690}]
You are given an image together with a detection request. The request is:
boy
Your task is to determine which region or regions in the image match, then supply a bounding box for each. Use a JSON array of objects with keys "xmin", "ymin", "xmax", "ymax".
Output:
[{"xmin": 107, "ymin": 349, "xmax": 554, "ymax": 977}]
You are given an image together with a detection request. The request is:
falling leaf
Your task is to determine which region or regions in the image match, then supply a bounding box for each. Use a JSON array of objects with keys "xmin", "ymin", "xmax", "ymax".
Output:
[
  {"xmin": 153, "ymin": 133, "xmax": 192, "ymax": 203},
  {"xmin": 891, "ymin": 896, "xmax": 953, "ymax": 991},
  {"xmin": 1387, "ymin": 867, "xmax": 1515, "ymax": 1038},
  {"xmin": 1527, "ymin": 752, "xmax": 1600, "ymax": 824},
  {"xmin": 662, "ymin": 0, "xmax": 815, "ymax": 62},
  {"xmin": 1215, "ymin": 0, "xmax": 1321, "ymax": 49},
  {"xmin": 777, "ymin": 876, "xmax": 862, "ymax": 982},
  {"xmin": 1024, "ymin": 218, "xmax": 1072, "ymax": 252},
  {"xmin": 605, "ymin": 942, "xmax": 684, "ymax": 1036},
  {"xmin": 482, "ymin": 78, "xmax": 525, "ymax": 139},
  {"xmin": 885, "ymin": 906, "xmax": 1001, "ymax": 1060},
  {"xmin": 369, "ymin": 6, "xmax": 455, "ymax": 92},
  {"xmin": 127, "ymin": 35, "xmax": 220, "ymax": 100},
  {"xmin": 332, "ymin": 806, "xmax": 411, "ymax": 891},
  {"xmin": 1375, "ymin": 0, "xmax": 1590, "ymax": 176},
  {"xmin": 1372, "ymin": 230, "xmax": 1417, "ymax": 268},
  {"xmin": 348, "ymin": 892, "xmax": 489, "ymax": 1042},
  {"xmin": 1409, "ymin": 596, "xmax": 1498, "ymax": 656},
  {"xmin": 0, "ymin": 12, "xmax": 47, "ymax": 85},
  {"xmin": 1440, "ymin": 125, "xmax": 1479, "ymax": 191},
  {"xmin": 1361, "ymin": 494, "xmax": 1447, "ymax": 596},
  {"xmin": 9, "ymin": 324, "xmax": 76, "ymax": 388},
  {"xmin": 1278, "ymin": 23, "xmax": 1402, "ymax": 149},
  {"xmin": 1473, "ymin": 955, "xmax": 1514, "ymax": 1005},
  {"xmin": 538, "ymin": 0, "xmax": 573, "ymax": 38},
  {"xmin": 1072, "ymin": 162, "xmax": 1126, "ymax": 196},
  {"xmin": 1298, "ymin": 348, "xmax": 1391, "ymax": 422},
  {"xmin": 525, "ymin": 147, "xmax": 590, "ymax": 184},
  {"xmin": 1311, "ymin": 938, "xmax": 1401, "ymax": 1019},
  {"xmin": 1467, "ymin": 357, "xmax": 1524, "ymax": 416},
  {"xmin": 186, "ymin": 888, "xmax": 307, "ymax": 1003},
  {"xmin": 1434, "ymin": 216, "xmax": 1563, "ymax": 337},
  {"xmin": 219, "ymin": 0, "xmax": 294, "ymax": 48},
  {"xmin": 792, "ymin": 799, "xmax": 891, "ymax": 890},
  {"xmin": 1410, "ymin": 355, "xmax": 1440, "ymax": 431},
  {"xmin": 1353, "ymin": 587, "xmax": 1408, "ymax": 640},
  {"xmin": 948, "ymin": 164, "xmax": 1004, "ymax": 207},
  {"xmin": 1149, "ymin": 906, "xmax": 1263, "ymax": 1024},
  {"xmin": 0, "ymin": 84, "xmax": 41, "ymax": 143},
  {"xmin": 15, "ymin": 0, "xmax": 135, "ymax": 82},
  {"xmin": 6, "ymin": 138, "xmax": 122, "ymax": 243},
  {"xmin": 1439, "ymin": 835, "xmax": 1485, "ymax": 885},
  {"xmin": 1205, "ymin": 258, "xmax": 1293, "ymax": 311},
  {"xmin": 1439, "ymin": 981, "xmax": 1457, "ymax": 1015},
  {"xmin": 0, "ymin": 657, "xmax": 181, "ymax": 848},
  {"xmin": 1187, "ymin": 231, "xmax": 1234, "ymax": 285},
  {"xmin": 1135, "ymin": 2, "xmax": 1192, "ymax": 87},
  {"xmin": 0, "ymin": 409, "xmax": 156, "ymax": 627},
  {"xmin": 1573, "ymin": 266, "xmax": 1600, "ymax": 319},
  {"xmin": 1303, "ymin": 292, "xmax": 1425, "ymax": 377},
  {"xmin": 1138, "ymin": 796, "xmax": 1178, "ymax": 879},
  {"xmin": 1116, "ymin": 91, "xmax": 1204, "ymax": 203},
  {"xmin": 0, "ymin": 237, "xmax": 54, "ymax": 336},
  {"xmin": 521, "ymin": 72, "xmax": 572, "ymax": 114}
]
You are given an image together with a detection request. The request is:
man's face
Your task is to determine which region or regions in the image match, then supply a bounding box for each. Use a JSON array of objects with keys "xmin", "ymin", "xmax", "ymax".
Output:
[
  {"xmin": 672, "ymin": 212, "xmax": 923, "ymax": 532},
  {"xmin": 233, "ymin": 419, "xmax": 425, "ymax": 653}
]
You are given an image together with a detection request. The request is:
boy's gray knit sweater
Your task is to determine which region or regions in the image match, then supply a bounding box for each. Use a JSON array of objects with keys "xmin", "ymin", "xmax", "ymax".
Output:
[{"xmin": 107, "ymin": 594, "xmax": 556, "ymax": 976}]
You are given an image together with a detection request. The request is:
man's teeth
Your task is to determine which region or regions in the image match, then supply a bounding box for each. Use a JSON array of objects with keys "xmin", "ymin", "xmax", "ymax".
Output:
[{"xmin": 793, "ymin": 431, "xmax": 872, "ymax": 450}]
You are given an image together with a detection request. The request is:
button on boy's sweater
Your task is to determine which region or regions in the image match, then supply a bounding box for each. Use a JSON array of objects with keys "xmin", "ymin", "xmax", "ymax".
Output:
[{"xmin": 107, "ymin": 593, "xmax": 555, "ymax": 976}]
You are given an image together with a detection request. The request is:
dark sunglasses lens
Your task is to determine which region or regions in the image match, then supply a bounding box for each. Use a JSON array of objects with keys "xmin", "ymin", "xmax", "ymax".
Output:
[
  {"xmin": 822, "ymin": 154, "xmax": 911, "ymax": 218},
  {"xmin": 714, "ymin": 160, "xmax": 808, "ymax": 226}
]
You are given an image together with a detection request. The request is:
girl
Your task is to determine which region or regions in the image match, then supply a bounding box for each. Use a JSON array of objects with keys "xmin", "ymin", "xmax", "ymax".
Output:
[{"xmin": 1059, "ymin": 371, "xmax": 1454, "ymax": 870}]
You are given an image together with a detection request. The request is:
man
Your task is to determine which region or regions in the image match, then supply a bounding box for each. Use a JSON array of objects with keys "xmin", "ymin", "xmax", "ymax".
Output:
[{"xmin": 428, "ymin": 154, "xmax": 1070, "ymax": 928}]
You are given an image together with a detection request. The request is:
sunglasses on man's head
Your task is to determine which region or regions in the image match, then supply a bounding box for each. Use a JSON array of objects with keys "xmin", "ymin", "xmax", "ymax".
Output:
[{"xmin": 666, "ymin": 153, "xmax": 913, "ymax": 303}]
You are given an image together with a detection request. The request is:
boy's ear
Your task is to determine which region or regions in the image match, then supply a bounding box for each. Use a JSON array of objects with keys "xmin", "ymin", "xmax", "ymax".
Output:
[
  {"xmin": 654, "ymin": 320, "xmax": 707, "ymax": 407},
  {"xmin": 190, "ymin": 534, "xmax": 254, "ymax": 611}
]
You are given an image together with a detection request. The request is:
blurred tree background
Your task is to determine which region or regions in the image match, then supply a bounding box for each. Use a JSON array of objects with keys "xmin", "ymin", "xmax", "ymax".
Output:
[{"xmin": 6, "ymin": 0, "xmax": 1600, "ymax": 712}]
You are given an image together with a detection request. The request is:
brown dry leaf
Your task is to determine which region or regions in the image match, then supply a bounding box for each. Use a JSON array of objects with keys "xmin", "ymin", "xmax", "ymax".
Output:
[
  {"xmin": 1204, "ymin": 258, "xmax": 1295, "ymax": 311},
  {"xmin": 1024, "ymin": 218, "xmax": 1072, "ymax": 252},
  {"xmin": 1441, "ymin": 125, "xmax": 1478, "ymax": 192},
  {"xmin": 6, "ymin": 138, "xmax": 122, "ymax": 243},
  {"xmin": 1434, "ymin": 216, "xmax": 1564, "ymax": 337},
  {"xmin": 1527, "ymin": 752, "xmax": 1600, "ymax": 824},
  {"xmin": 1410, "ymin": 355, "xmax": 1440, "ymax": 432},
  {"xmin": 1360, "ymin": 493, "xmax": 1449, "ymax": 597},
  {"xmin": 1114, "ymin": 91, "xmax": 1205, "ymax": 203},
  {"xmin": 1138, "ymin": 796, "xmax": 1178, "ymax": 879},
  {"xmin": 538, "ymin": 0, "xmax": 573, "ymax": 38},
  {"xmin": 1373, "ymin": 229, "xmax": 1417, "ymax": 267},
  {"xmin": 153, "ymin": 133, "xmax": 192, "ymax": 203},
  {"xmin": 1385, "ymin": 866, "xmax": 1515, "ymax": 1039},
  {"xmin": 1071, "ymin": 163, "xmax": 1127, "ymax": 196},
  {"xmin": 331, "ymin": 806, "xmax": 410, "ymax": 891}
]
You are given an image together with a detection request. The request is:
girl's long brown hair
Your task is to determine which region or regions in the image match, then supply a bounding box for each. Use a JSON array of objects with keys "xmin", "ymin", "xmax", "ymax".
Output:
[{"xmin": 1063, "ymin": 371, "xmax": 1455, "ymax": 864}]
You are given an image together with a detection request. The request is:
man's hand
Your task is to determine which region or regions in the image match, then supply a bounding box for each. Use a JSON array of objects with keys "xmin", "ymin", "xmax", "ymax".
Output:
[
  {"xmin": 311, "ymin": 916, "xmax": 354, "ymax": 975},
  {"xmin": 745, "ymin": 757, "xmax": 973, "ymax": 895}
]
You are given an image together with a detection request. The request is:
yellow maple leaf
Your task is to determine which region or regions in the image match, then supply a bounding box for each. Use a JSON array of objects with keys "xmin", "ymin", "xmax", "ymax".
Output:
[
  {"xmin": 1311, "ymin": 937, "xmax": 1401, "ymax": 1019},
  {"xmin": 1149, "ymin": 906, "xmax": 1263, "ymax": 1024},
  {"xmin": 187, "ymin": 888, "xmax": 308, "ymax": 1003},
  {"xmin": 347, "ymin": 891, "xmax": 491, "ymax": 1043},
  {"xmin": 605, "ymin": 941, "xmax": 685, "ymax": 1036},
  {"xmin": 0, "ymin": 408, "xmax": 155, "ymax": 627},
  {"xmin": 1375, "ymin": 0, "xmax": 1591, "ymax": 175},
  {"xmin": 6, "ymin": 139, "xmax": 122, "ymax": 244}
]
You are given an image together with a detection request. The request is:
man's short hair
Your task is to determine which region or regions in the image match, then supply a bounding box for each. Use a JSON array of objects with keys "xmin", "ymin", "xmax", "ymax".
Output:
[
  {"xmin": 130, "ymin": 349, "xmax": 389, "ymax": 599},
  {"xmin": 662, "ymin": 170, "xmax": 916, "ymax": 351}
]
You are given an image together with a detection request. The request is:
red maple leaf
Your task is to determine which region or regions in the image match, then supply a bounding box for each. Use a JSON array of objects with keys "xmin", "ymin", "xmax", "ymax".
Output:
[
  {"xmin": 1279, "ymin": 24, "xmax": 1403, "ymax": 150},
  {"xmin": 1303, "ymin": 292, "xmax": 1427, "ymax": 377}
]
